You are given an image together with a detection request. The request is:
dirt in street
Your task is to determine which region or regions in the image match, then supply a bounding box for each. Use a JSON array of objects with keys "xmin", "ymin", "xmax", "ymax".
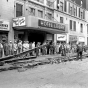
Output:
[{"xmin": 0, "ymin": 59, "xmax": 88, "ymax": 88}]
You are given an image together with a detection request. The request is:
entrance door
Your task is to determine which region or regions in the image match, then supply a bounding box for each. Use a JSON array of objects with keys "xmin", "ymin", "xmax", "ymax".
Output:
[{"xmin": 28, "ymin": 30, "xmax": 46, "ymax": 44}]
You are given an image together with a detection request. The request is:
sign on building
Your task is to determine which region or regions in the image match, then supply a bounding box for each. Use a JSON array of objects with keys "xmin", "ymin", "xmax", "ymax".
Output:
[
  {"xmin": 38, "ymin": 19, "xmax": 65, "ymax": 31},
  {"xmin": 57, "ymin": 34, "xmax": 66, "ymax": 41},
  {"xmin": 13, "ymin": 17, "xmax": 26, "ymax": 27},
  {"xmin": 0, "ymin": 20, "xmax": 9, "ymax": 31}
]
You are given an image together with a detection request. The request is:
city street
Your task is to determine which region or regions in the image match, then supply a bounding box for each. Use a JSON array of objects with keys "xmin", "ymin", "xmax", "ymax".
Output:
[{"xmin": 0, "ymin": 57, "xmax": 88, "ymax": 88}]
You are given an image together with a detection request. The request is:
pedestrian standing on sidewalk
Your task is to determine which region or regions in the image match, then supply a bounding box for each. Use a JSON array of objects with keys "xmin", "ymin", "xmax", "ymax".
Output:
[
  {"xmin": 13, "ymin": 40, "xmax": 18, "ymax": 55},
  {"xmin": 0, "ymin": 41, "xmax": 3, "ymax": 58},
  {"xmin": 8, "ymin": 41, "xmax": 14, "ymax": 55},
  {"xmin": 60, "ymin": 42, "xmax": 66, "ymax": 56},
  {"xmin": 18, "ymin": 40, "xmax": 23, "ymax": 54},
  {"xmin": 76, "ymin": 43, "xmax": 83, "ymax": 61}
]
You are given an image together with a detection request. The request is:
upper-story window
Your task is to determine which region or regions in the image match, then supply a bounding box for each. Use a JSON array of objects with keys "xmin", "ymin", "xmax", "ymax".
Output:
[
  {"xmin": 34, "ymin": 0, "xmax": 44, "ymax": 4},
  {"xmin": 73, "ymin": 7, "xmax": 76, "ymax": 16},
  {"xmin": 46, "ymin": 0, "xmax": 54, "ymax": 8},
  {"xmin": 83, "ymin": 10, "xmax": 85, "ymax": 19},
  {"xmin": 38, "ymin": 10, "xmax": 43, "ymax": 18},
  {"xmin": 87, "ymin": 24, "xmax": 88, "ymax": 34},
  {"xmin": 64, "ymin": 0, "xmax": 67, "ymax": 12},
  {"xmin": 60, "ymin": 17, "xmax": 64, "ymax": 23},
  {"xmin": 16, "ymin": 3, "xmax": 23, "ymax": 17},
  {"xmin": 80, "ymin": 23, "xmax": 83, "ymax": 33},
  {"xmin": 80, "ymin": 12, "xmax": 83, "ymax": 19},
  {"xmin": 70, "ymin": 6, "xmax": 72, "ymax": 15},
  {"xmin": 76, "ymin": 7, "xmax": 77, "ymax": 16},
  {"xmin": 79, "ymin": 8, "xmax": 80, "ymax": 18},
  {"xmin": 60, "ymin": 2, "xmax": 63, "ymax": 11},
  {"xmin": 47, "ymin": 13, "xmax": 52, "ymax": 20},
  {"xmin": 29, "ymin": 7, "xmax": 35, "ymax": 16},
  {"xmin": 73, "ymin": 21, "xmax": 76, "ymax": 31},
  {"xmin": 70, "ymin": 20, "xmax": 72, "ymax": 31}
]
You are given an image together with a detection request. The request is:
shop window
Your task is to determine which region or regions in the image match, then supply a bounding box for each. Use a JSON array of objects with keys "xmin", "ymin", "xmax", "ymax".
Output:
[
  {"xmin": 73, "ymin": 21, "xmax": 76, "ymax": 31},
  {"xmin": 60, "ymin": 17, "xmax": 64, "ymax": 23},
  {"xmin": 29, "ymin": 7, "xmax": 35, "ymax": 16},
  {"xmin": 38, "ymin": 10, "xmax": 43, "ymax": 18},
  {"xmin": 60, "ymin": 2, "xmax": 63, "ymax": 11},
  {"xmin": 70, "ymin": 20, "xmax": 72, "ymax": 30},
  {"xmin": 64, "ymin": 0, "xmax": 67, "ymax": 12},
  {"xmin": 16, "ymin": 3, "xmax": 23, "ymax": 17},
  {"xmin": 80, "ymin": 23, "xmax": 83, "ymax": 33}
]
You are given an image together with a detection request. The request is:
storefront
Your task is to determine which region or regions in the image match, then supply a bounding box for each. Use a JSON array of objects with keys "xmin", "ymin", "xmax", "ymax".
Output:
[
  {"xmin": 0, "ymin": 19, "xmax": 10, "ymax": 43},
  {"xmin": 56, "ymin": 34, "xmax": 67, "ymax": 43},
  {"xmin": 78, "ymin": 36, "xmax": 85, "ymax": 45},
  {"xmin": 13, "ymin": 16, "xmax": 67, "ymax": 44},
  {"xmin": 69, "ymin": 35, "xmax": 78, "ymax": 45}
]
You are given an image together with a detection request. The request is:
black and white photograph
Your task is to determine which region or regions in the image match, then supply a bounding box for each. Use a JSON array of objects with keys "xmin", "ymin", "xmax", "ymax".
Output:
[{"xmin": 0, "ymin": 0, "xmax": 88, "ymax": 88}]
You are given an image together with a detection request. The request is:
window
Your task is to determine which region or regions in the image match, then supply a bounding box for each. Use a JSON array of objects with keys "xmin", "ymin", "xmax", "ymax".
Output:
[
  {"xmin": 70, "ymin": 20, "xmax": 72, "ymax": 30},
  {"xmin": 47, "ymin": 13, "xmax": 52, "ymax": 20},
  {"xmin": 73, "ymin": 21, "xmax": 76, "ymax": 31},
  {"xmin": 81, "ymin": 12, "xmax": 83, "ymax": 19},
  {"xmin": 74, "ymin": 8, "xmax": 76, "ymax": 16},
  {"xmin": 60, "ymin": 2, "xmax": 63, "ymax": 11},
  {"xmin": 57, "ymin": 0, "xmax": 59, "ymax": 9},
  {"xmin": 70, "ymin": 7, "xmax": 72, "ymax": 15},
  {"xmin": 76, "ymin": 7, "xmax": 77, "ymax": 16},
  {"xmin": 38, "ymin": 10, "xmax": 43, "ymax": 18},
  {"xmin": 46, "ymin": 0, "xmax": 53, "ymax": 8},
  {"xmin": 64, "ymin": 0, "xmax": 67, "ymax": 12},
  {"xmin": 69, "ymin": 3, "xmax": 70, "ymax": 13},
  {"xmin": 29, "ymin": 7, "xmax": 35, "ymax": 16},
  {"xmin": 79, "ymin": 8, "xmax": 80, "ymax": 18},
  {"xmin": 83, "ymin": 10, "xmax": 85, "ymax": 19},
  {"xmin": 34, "ymin": 0, "xmax": 44, "ymax": 3},
  {"xmin": 80, "ymin": 23, "xmax": 83, "ymax": 33},
  {"xmin": 87, "ymin": 24, "xmax": 88, "ymax": 33},
  {"xmin": 60, "ymin": 17, "xmax": 64, "ymax": 23},
  {"xmin": 16, "ymin": 3, "xmax": 23, "ymax": 17}
]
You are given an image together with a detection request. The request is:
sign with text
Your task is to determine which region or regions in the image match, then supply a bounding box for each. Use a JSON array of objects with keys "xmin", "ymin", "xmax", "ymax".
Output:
[
  {"xmin": 78, "ymin": 37, "xmax": 85, "ymax": 42},
  {"xmin": 57, "ymin": 34, "xmax": 66, "ymax": 41},
  {"xmin": 13, "ymin": 17, "xmax": 26, "ymax": 27},
  {"xmin": 0, "ymin": 20, "xmax": 9, "ymax": 31},
  {"xmin": 38, "ymin": 19, "xmax": 65, "ymax": 31},
  {"xmin": 69, "ymin": 35, "xmax": 77, "ymax": 41}
]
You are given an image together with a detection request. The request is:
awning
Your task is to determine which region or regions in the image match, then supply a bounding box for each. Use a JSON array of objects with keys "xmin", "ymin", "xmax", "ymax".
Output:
[
  {"xmin": 13, "ymin": 16, "xmax": 68, "ymax": 34},
  {"xmin": 13, "ymin": 26, "xmax": 67, "ymax": 34}
]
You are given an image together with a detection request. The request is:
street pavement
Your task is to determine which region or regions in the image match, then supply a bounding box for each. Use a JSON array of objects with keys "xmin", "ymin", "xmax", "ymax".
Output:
[{"xmin": 0, "ymin": 53, "xmax": 88, "ymax": 88}]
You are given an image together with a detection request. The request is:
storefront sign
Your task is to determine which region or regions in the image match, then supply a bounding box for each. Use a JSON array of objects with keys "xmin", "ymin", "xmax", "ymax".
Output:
[
  {"xmin": 38, "ymin": 19, "xmax": 65, "ymax": 31},
  {"xmin": 69, "ymin": 35, "xmax": 77, "ymax": 41},
  {"xmin": 0, "ymin": 20, "xmax": 9, "ymax": 31},
  {"xmin": 78, "ymin": 37, "xmax": 85, "ymax": 42},
  {"xmin": 13, "ymin": 17, "xmax": 26, "ymax": 27},
  {"xmin": 57, "ymin": 34, "xmax": 66, "ymax": 41}
]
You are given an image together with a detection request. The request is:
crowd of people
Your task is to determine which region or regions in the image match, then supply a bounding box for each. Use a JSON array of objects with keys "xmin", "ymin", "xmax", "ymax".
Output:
[{"xmin": 0, "ymin": 39, "xmax": 86, "ymax": 60}]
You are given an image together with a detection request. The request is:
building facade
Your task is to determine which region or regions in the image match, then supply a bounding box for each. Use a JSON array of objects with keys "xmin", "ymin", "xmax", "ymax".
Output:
[
  {"xmin": 12, "ymin": 0, "xmax": 67, "ymax": 45},
  {"xmin": 0, "ymin": 0, "xmax": 88, "ymax": 45},
  {"xmin": 54, "ymin": 0, "xmax": 88, "ymax": 45}
]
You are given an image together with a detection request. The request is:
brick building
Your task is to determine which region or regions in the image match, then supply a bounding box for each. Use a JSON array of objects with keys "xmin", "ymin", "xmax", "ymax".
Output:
[{"xmin": 0, "ymin": 0, "xmax": 88, "ymax": 45}]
